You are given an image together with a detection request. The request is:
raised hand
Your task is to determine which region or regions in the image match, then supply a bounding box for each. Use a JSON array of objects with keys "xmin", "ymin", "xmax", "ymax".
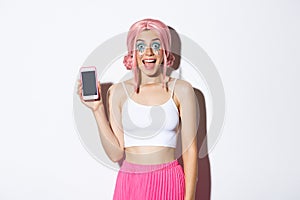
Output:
[{"xmin": 77, "ymin": 80, "xmax": 103, "ymax": 111}]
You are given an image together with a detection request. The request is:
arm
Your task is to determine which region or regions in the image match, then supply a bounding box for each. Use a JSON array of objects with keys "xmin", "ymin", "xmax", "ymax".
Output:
[
  {"xmin": 77, "ymin": 81, "xmax": 124, "ymax": 162},
  {"xmin": 93, "ymin": 83, "xmax": 125, "ymax": 162},
  {"xmin": 177, "ymin": 80, "xmax": 198, "ymax": 200},
  {"xmin": 92, "ymin": 104, "xmax": 124, "ymax": 162}
]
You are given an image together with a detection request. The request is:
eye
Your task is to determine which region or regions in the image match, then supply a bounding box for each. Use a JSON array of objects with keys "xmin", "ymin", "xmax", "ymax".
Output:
[
  {"xmin": 151, "ymin": 42, "xmax": 161, "ymax": 51},
  {"xmin": 136, "ymin": 43, "xmax": 146, "ymax": 53}
]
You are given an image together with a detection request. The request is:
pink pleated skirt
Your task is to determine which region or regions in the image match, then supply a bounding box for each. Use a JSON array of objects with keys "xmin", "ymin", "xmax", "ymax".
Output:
[{"xmin": 113, "ymin": 159, "xmax": 185, "ymax": 200}]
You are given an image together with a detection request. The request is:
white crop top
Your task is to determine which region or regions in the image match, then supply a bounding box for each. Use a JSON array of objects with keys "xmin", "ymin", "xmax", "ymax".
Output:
[{"xmin": 121, "ymin": 78, "xmax": 180, "ymax": 148}]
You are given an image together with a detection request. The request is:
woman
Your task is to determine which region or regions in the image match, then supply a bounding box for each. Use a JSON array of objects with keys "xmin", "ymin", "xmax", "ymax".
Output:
[{"xmin": 77, "ymin": 18, "xmax": 198, "ymax": 200}]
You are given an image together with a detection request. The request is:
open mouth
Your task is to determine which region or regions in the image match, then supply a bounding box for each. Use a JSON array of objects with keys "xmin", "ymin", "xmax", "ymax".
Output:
[{"xmin": 142, "ymin": 59, "xmax": 156, "ymax": 64}]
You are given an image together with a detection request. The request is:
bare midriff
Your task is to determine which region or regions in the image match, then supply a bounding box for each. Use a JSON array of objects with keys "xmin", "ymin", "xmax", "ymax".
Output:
[{"xmin": 125, "ymin": 146, "xmax": 176, "ymax": 165}]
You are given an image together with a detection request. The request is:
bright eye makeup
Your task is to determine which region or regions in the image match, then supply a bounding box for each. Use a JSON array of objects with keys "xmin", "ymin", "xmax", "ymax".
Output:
[
  {"xmin": 136, "ymin": 42, "xmax": 146, "ymax": 54},
  {"xmin": 151, "ymin": 42, "xmax": 161, "ymax": 53},
  {"xmin": 136, "ymin": 40, "xmax": 161, "ymax": 55}
]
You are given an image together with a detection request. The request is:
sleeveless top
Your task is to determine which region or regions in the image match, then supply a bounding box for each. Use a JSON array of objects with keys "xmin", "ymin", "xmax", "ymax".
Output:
[{"xmin": 121, "ymin": 78, "xmax": 180, "ymax": 148}]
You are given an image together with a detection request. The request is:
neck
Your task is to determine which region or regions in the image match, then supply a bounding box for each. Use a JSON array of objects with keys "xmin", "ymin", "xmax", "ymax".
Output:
[{"xmin": 139, "ymin": 73, "xmax": 164, "ymax": 86}]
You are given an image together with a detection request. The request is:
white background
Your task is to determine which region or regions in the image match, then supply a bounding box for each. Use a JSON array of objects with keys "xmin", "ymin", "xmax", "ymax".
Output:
[{"xmin": 1, "ymin": 0, "xmax": 299, "ymax": 199}]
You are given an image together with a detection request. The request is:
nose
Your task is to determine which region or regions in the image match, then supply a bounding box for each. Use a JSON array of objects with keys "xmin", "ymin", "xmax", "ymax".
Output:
[{"xmin": 145, "ymin": 47, "xmax": 154, "ymax": 56}]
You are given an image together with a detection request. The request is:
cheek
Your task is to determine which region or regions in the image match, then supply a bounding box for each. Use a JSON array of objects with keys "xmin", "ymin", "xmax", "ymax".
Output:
[
  {"xmin": 138, "ymin": 54, "xmax": 143, "ymax": 60},
  {"xmin": 153, "ymin": 48, "xmax": 160, "ymax": 55},
  {"xmin": 136, "ymin": 54, "xmax": 143, "ymax": 64},
  {"xmin": 137, "ymin": 51, "xmax": 144, "ymax": 56},
  {"xmin": 157, "ymin": 50, "xmax": 164, "ymax": 62}
]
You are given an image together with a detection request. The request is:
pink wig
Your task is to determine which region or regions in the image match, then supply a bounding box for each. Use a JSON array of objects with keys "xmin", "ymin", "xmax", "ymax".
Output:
[{"xmin": 123, "ymin": 18, "xmax": 175, "ymax": 92}]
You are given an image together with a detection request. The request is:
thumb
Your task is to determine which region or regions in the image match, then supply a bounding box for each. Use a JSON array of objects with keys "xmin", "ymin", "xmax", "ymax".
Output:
[
  {"xmin": 97, "ymin": 81, "xmax": 101, "ymax": 98},
  {"xmin": 97, "ymin": 81, "xmax": 101, "ymax": 90}
]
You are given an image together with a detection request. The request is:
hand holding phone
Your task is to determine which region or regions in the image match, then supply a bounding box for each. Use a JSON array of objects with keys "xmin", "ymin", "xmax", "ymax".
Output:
[
  {"xmin": 80, "ymin": 66, "xmax": 99, "ymax": 101},
  {"xmin": 77, "ymin": 66, "xmax": 103, "ymax": 111}
]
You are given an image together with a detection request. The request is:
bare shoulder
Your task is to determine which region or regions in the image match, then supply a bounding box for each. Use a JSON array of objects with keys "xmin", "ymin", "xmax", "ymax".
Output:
[
  {"xmin": 174, "ymin": 79, "xmax": 195, "ymax": 97},
  {"xmin": 171, "ymin": 78, "xmax": 196, "ymax": 108},
  {"xmin": 174, "ymin": 78, "xmax": 193, "ymax": 88},
  {"xmin": 107, "ymin": 82, "xmax": 120, "ymax": 94},
  {"xmin": 107, "ymin": 79, "xmax": 133, "ymax": 105},
  {"xmin": 108, "ymin": 82, "xmax": 124, "ymax": 99}
]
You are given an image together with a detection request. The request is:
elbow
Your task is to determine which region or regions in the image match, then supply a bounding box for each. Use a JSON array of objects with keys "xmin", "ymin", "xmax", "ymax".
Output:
[
  {"xmin": 185, "ymin": 146, "xmax": 198, "ymax": 159},
  {"xmin": 110, "ymin": 152, "xmax": 124, "ymax": 163},
  {"xmin": 183, "ymin": 141, "xmax": 198, "ymax": 159},
  {"xmin": 111, "ymin": 157, "xmax": 123, "ymax": 163}
]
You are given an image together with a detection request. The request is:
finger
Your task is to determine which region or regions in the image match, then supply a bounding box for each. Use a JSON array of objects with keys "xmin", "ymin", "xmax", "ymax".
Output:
[
  {"xmin": 77, "ymin": 80, "xmax": 82, "ymax": 87},
  {"xmin": 77, "ymin": 85, "xmax": 81, "ymax": 94},
  {"xmin": 98, "ymin": 82, "xmax": 101, "ymax": 91},
  {"xmin": 77, "ymin": 87, "xmax": 83, "ymax": 96},
  {"xmin": 79, "ymin": 92, "xmax": 86, "ymax": 103},
  {"xmin": 97, "ymin": 81, "xmax": 102, "ymax": 98},
  {"xmin": 77, "ymin": 80, "xmax": 82, "ymax": 89}
]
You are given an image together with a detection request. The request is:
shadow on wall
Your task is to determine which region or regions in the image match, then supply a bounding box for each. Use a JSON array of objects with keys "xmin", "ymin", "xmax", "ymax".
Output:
[
  {"xmin": 177, "ymin": 88, "xmax": 211, "ymax": 200},
  {"xmin": 169, "ymin": 26, "xmax": 211, "ymax": 200}
]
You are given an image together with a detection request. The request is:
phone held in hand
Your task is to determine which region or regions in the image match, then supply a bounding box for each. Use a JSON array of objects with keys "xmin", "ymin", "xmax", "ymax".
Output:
[{"xmin": 80, "ymin": 66, "xmax": 99, "ymax": 101}]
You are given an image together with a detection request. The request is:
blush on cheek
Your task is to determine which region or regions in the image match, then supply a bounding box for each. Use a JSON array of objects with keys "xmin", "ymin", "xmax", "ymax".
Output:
[{"xmin": 137, "ymin": 55, "xmax": 143, "ymax": 66}]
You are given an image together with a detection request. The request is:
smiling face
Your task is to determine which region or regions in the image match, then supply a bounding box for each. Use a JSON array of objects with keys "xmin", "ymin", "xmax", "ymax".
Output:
[{"xmin": 135, "ymin": 30, "xmax": 164, "ymax": 76}]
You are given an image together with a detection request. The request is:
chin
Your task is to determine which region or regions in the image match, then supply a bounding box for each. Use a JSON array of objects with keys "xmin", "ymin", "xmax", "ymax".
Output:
[{"xmin": 140, "ymin": 64, "xmax": 161, "ymax": 76}]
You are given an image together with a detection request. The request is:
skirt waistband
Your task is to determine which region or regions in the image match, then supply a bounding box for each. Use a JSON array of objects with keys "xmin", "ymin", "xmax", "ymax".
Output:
[{"xmin": 120, "ymin": 159, "xmax": 179, "ymax": 173}]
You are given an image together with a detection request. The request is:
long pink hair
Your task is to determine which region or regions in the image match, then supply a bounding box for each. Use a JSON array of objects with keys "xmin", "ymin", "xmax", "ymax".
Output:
[{"xmin": 123, "ymin": 18, "xmax": 175, "ymax": 92}]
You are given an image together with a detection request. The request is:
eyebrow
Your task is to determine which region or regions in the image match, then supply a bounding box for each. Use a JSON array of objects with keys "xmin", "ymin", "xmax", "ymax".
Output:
[{"xmin": 136, "ymin": 38, "xmax": 161, "ymax": 43}]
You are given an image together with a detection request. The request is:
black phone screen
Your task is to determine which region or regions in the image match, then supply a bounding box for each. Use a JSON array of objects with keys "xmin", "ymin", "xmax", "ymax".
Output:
[{"xmin": 81, "ymin": 71, "xmax": 97, "ymax": 96}]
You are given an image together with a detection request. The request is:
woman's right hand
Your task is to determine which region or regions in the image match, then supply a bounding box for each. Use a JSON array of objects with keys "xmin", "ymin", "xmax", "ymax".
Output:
[{"xmin": 77, "ymin": 80, "xmax": 103, "ymax": 112}]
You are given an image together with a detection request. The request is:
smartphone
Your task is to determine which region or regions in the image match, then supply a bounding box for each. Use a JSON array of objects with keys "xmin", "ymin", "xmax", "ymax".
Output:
[{"xmin": 80, "ymin": 66, "xmax": 99, "ymax": 100}]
